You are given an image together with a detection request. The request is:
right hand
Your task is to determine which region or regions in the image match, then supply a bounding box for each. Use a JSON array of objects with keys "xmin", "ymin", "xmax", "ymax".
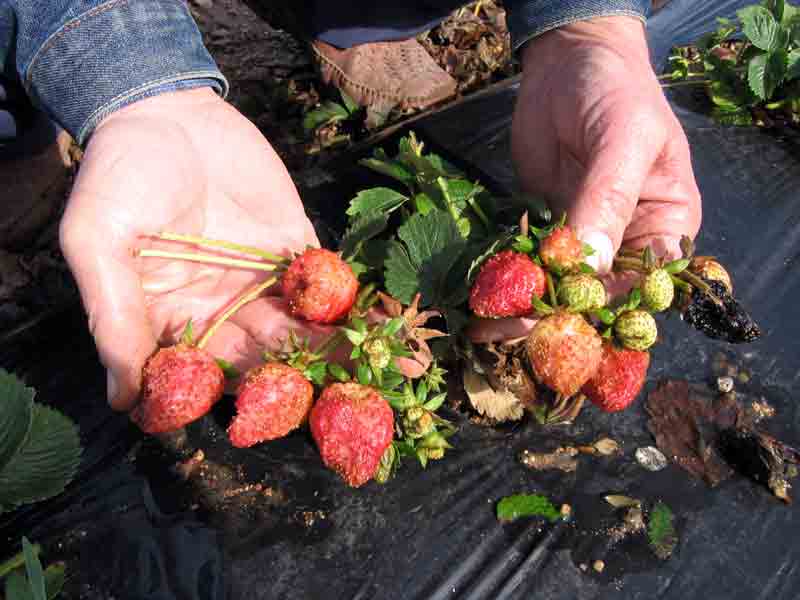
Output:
[{"xmin": 60, "ymin": 87, "xmax": 325, "ymax": 412}]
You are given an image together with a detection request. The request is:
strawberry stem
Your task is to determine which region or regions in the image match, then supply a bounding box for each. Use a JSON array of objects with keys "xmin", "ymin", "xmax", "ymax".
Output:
[
  {"xmin": 613, "ymin": 256, "xmax": 647, "ymax": 273},
  {"xmin": 139, "ymin": 249, "xmax": 284, "ymax": 272},
  {"xmin": 313, "ymin": 330, "xmax": 346, "ymax": 357},
  {"xmin": 546, "ymin": 272, "xmax": 558, "ymax": 308},
  {"xmin": 675, "ymin": 270, "xmax": 724, "ymax": 306},
  {"xmin": 196, "ymin": 276, "xmax": 278, "ymax": 349},
  {"xmin": 156, "ymin": 231, "xmax": 288, "ymax": 264}
]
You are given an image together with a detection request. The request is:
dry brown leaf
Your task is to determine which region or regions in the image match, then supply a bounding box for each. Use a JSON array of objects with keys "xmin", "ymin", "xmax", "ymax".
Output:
[{"xmin": 462, "ymin": 367, "xmax": 524, "ymax": 422}]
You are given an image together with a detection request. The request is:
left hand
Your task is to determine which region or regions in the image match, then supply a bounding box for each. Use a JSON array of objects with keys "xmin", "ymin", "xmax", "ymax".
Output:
[{"xmin": 469, "ymin": 16, "xmax": 702, "ymax": 344}]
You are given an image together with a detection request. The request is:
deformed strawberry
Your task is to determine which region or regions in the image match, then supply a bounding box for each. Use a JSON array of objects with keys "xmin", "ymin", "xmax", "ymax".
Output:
[
  {"xmin": 614, "ymin": 309, "xmax": 658, "ymax": 351},
  {"xmin": 526, "ymin": 311, "xmax": 603, "ymax": 397},
  {"xmin": 469, "ymin": 250, "xmax": 546, "ymax": 318},
  {"xmin": 131, "ymin": 344, "xmax": 225, "ymax": 434},
  {"xmin": 539, "ymin": 226, "xmax": 583, "ymax": 273},
  {"xmin": 228, "ymin": 362, "xmax": 314, "ymax": 448},
  {"xmin": 309, "ymin": 382, "xmax": 394, "ymax": 487},
  {"xmin": 641, "ymin": 268, "xmax": 674, "ymax": 313},
  {"xmin": 583, "ymin": 341, "xmax": 650, "ymax": 412},
  {"xmin": 282, "ymin": 248, "xmax": 359, "ymax": 324}
]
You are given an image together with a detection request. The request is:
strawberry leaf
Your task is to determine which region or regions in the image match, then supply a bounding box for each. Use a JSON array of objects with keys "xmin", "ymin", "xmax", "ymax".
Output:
[
  {"xmin": 531, "ymin": 295, "xmax": 554, "ymax": 315},
  {"xmin": 787, "ymin": 48, "xmax": 800, "ymax": 79},
  {"xmin": 0, "ymin": 369, "xmax": 34, "ymax": 473},
  {"xmin": 496, "ymin": 494, "xmax": 561, "ymax": 523},
  {"xmin": 305, "ymin": 362, "xmax": 329, "ymax": 386},
  {"xmin": 327, "ymin": 363, "xmax": 351, "ymax": 382},
  {"xmin": 359, "ymin": 150, "xmax": 414, "ymax": 186},
  {"xmin": 44, "ymin": 563, "xmax": 66, "ymax": 600},
  {"xmin": 23, "ymin": 537, "xmax": 45, "ymax": 600},
  {"xmin": 340, "ymin": 210, "xmax": 390, "ymax": 260},
  {"xmin": 0, "ymin": 404, "xmax": 82, "ymax": 514},
  {"xmin": 512, "ymin": 235, "xmax": 534, "ymax": 254},
  {"xmin": 738, "ymin": 5, "xmax": 784, "ymax": 51},
  {"xmin": 356, "ymin": 363, "xmax": 372, "ymax": 385},
  {"xmin": 346, "ymin": 187, "xmax": 408, "ymax": 217},
  {"xmin": 302, "ymin": 101, "xmax": 350, "ymax": 131},
  {"xmin": 384, "ymin": 242, "xmax": 420, "ymax": 304},
  {"xmin": 663, "ymin": 258, "xmax": 691, "ymax": 274},
  {"xmin": 748, "ymin": 49, "xmax": 788, "ymax": 99},
  {"xmin": 423, "ymin": 392, "xmax": 447, "ymax": 412}
]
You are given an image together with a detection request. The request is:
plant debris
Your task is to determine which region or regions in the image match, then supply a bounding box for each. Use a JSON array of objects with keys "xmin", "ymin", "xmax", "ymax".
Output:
[
  {"xmin": 635, "ymin": 446, "xmax": 668, "ymax": 472},
  {"xmin": 519, "ymin": 447, "xmax": 579, "ymax": 472},
  {"xmin": 496, "ymin": 493, "xmax": 562, "ymax": 523},
  {"xmin": 647, "ymin": 502, "xmax": 678, "ymax": 559},
  {"xmin": 645, "ymin": 380, "xmax": 738, "ymax": 486},
  {"xmin": 604, "ymin": 495, "xmax": 642, "ymax": 509},
  {"xmin": 717, "ymin": 375, "xmax": 735, "ymax": 393},
  {"xmin": 717, "ymin": 427, "xmax": 800, "ymax": 503},
  {"xmin": 682, "ymin": 279, "xmax": 761, "ymax": 343}
]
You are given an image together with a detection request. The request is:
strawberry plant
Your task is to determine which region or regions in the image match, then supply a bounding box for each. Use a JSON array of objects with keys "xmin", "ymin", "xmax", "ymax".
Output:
[
  {"xmin": 1, "ymin": 537, "xmax": 65, "ymax": 600},
  {"xmin": 0, "ymin": 370, "xmax": 82, "ymax": 515},
  {"xmin": 662, "ymin": 0, "xmax": 800, "ymax": 125}
]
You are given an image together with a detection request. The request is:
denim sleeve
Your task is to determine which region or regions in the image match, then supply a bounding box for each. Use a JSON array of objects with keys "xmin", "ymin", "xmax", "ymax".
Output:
[
  {"xmin": 505, "ymin": 0, "xmax": 650, "ymax": 51},
  {"xmin": 0, "ymin": 0, "xmax": 228, "ymax": 146}
]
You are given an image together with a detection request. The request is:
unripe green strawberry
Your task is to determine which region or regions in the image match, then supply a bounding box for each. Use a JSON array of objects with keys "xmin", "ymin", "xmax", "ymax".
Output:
[
  {"xmin": 614, "ymin": 310, "xmax": 658, "ymax": 351},
  {"xmin": 558, "ymin": 274, "xmax": 606, "ymax": 312},
  {"xmin": 363, "ymin": 337, "xmax": 392, "ymax": 370},
  {"xmin": 641, "ymin": 269, "xmax": 674, "ymax": 312}
]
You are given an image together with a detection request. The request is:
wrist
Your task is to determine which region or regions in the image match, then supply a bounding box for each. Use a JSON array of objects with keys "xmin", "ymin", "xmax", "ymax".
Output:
[{"xmin": 520, "ymin": 16, "xmax": 648, "ymax": 77}]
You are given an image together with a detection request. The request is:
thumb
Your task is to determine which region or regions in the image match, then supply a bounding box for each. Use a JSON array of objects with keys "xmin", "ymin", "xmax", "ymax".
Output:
[
  {"xmin": 567, "ymin": 114, "xmax": 665, "ymax": 273},
  {"xmin": 60, "ymin": 206, "xmax": 156, "ymax": 412}
]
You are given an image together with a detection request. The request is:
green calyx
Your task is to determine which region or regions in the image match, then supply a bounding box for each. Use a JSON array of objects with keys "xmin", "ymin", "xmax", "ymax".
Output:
[
  {"xmin": 641, "ymin": 269, "xmax": 675, "ymax": 313},
  {"xmin": 558, "ymin": 274, "xmax": 607, "ymax": 313},
  {"xmin": 614, "ymin": 309, "xmax": 658, "ymax": 351}
]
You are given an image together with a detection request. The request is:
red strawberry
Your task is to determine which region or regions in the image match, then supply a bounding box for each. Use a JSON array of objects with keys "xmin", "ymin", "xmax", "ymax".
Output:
[
  {"xmin": 526, "ymin": 311, "xmax": 603, "ymax": 397},
  {"xmin": 583, "ymin": 341, "xmax": 650, "ymax": 412},
  {"xmin": 131, "ymin": 344, "xmax": 225, "ymax": 434},
  {"xmin": 227, "ymin": 362, "xmax": 314, "ymax": 448},
  {"xmin": 309, "ymin": 383, "xmax": 394, "ymax": 487},
  {"xmin": 469, "ymin": 250, "xmax": 546, "ymax": 318},
  {"xmin": 281, "ymin": 248, "xmax": 358, "ymax": 324},
  {"xmin": 539, "ymin": 226, "xmax": 583, "ymax": 273}
]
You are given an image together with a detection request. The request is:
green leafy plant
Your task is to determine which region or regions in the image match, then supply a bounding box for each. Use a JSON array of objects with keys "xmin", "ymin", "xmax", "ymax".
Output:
[
  {"xmin": 647, "ymin": 501, "xmax": 678, "ymax": 559},
  {"xmin": 1, "ymin": 537, "xmax": 65, "ymax": 600},
  {"xmin": 662, "ymin": 0, "xmax": 800, "ymax": 124},
  {"xmin": 0, "ymin": 369, "xmax": 82, "ymax": 514},
  {"xmin": 496, "ymin": 494, "xmax": 562, "ymax": 523}
]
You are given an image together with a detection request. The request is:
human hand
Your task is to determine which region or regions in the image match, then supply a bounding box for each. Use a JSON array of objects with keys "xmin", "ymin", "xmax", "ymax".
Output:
[
  {"xmin": 469, "ymin": 16, "xmax": 701, "ymax": 343},
  {"xmin": 60, "ymin": 88, "xmax": 323, "ymax": 411}
]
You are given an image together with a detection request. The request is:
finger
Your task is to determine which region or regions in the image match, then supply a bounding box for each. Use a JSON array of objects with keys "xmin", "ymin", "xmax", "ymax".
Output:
[
  {"xmin": 569, "ymin": 110, "xmax": 667, "ymax": 273},
  {"xmin": 60, "ymin": 202, "xmax": 157, "ymax": 412},
  {"xmin": 466, "ymin": 316, "xmax": 540, "ymax": 344}
]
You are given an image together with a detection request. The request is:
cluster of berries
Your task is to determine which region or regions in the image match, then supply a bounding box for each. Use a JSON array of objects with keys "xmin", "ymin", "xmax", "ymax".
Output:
[
  {"xmin": 468, "ymin": 224, "xmax": 733, "ymax": 414},
  {"xmin": 133, "ymin": 244, "xmax": 396, "ymax": 487}
]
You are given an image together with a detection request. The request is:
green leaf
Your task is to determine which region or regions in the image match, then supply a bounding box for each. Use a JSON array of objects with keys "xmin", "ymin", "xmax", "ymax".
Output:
[
  {"xmin": 415, "ymin": 380, "xmax": 429, "ymax": 404},
  {"xmin": 578, "ymin": 262, "xmax": 596, "ymax": 274},
  {"xmin": 413, "ymin": 193, "xmax": 437, "ymax": 215},
  {"xmin": 215, "ymin": 358, "xmax": 240, "ymax": 380},
  {"xmin": 359, "ymin": 154, "xmax": 414, "ymax": 186},
  {"xmin": 346, "ymin": 187, "xmax": 408, "ymax": 217},
  {"xmin": 383, "ymin": 383, "xmax": 417, "ymax": 410},
  {"xmin": 44, "ymin": 563, "xmax": 66, "ymax": 600},
  {"xmin": 0, "ymin": 404, "xmax": 82, "ymax": 514},
  {"xmin": 787, "ymin": 48, "xmax": 800, "ymax": 79},
  {"xmin": 302, "ymin": 101, "xmax": 350, "ymax": 131},
  {"xmin": 384, "ymin": 242, "xmax": 420, "ymax": 305},
  {"xmin": 582, "ymin": 242, "xmax": 596, "ymax": 256},
  {"xmin": 512, "ymin": 235, "xmax": 534, "ymax": 254},
  {"xmin": 327, "ymin": 363, "xmax": 351, "ymax": 383},
  {"xmin": 179, "ymin": 319, "xmax": 194, "ymax": 345},
  {"xmin": 711, "ymin": 107, "xmax": 755, "ymax": 126},
  {"xmin": 0, "ymin": 369, "xmax": 34, "ymax": 473},
  {"xmin": 531, "ymin": 295, "xmax": 554, "ymax": 315},
  {"xmin": 496, "ymin": 494, "xmax": 561, "ymax": 523},
  {"xmin": 663, "ymin": 258, "xmax": 691, "ymax": 274},
  {"xmin": 648, "ymin": 502, "xmax": 678, "ymax": 559},
  {"xmin": 423, "ymin": 392, "xmax": 447, "ymax": 412},
  {"xmin": 22, "ymin": 538, "xmax": 45, "ymax": 600},
  {"xmin": 350, "ymin": 346, "xmax": 362, "ymax": 359},
  {"xmin": 340, "ymin": 210, "xmax": 390, "ymax": 260},
  {"xmin": 341, "ymin": 328, "xmax": 367, "ymax": 346},
  {"xmin": 340, "ymin": 90, "xmax": 360, "ymax": 114},
  {"xmin": 304, "ymin": 362, "xmax": 329, "ymax": 386},
  {"xmin": 748, "ymin": 49, "xmax": 788, "ymax": 99},
  {"xmin": 381, "ymin": 317, "xmax": 405, "ymax": 337},
  {"xmin": 738, "ymin": 6, "xmax": 784, "ymax": 50},
  {"xmin": 385, "ymin": 210, "xmax": 466, "ymax": 307},
  {"xmin": 5, "ymin": 570, "xmax": 33, "ymax": 600},
  {"xmin": 356, "ymin": 363, "xmax": 372, "ymax": 386},
  {"xmin": 594, "ymin": 307, "xmax": 617, "ymax": 325},
  {"xmin": 764, "ymin": 0, "xmax": 785, "ymax": 21}
]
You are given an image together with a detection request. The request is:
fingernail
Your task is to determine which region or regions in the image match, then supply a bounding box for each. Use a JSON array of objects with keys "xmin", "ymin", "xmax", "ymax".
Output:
[
  {"xmin": 107, "ymin": 370, "xmax": 119, "ymax": 404},
  {"xmin": 578, "ymin": 230, "xmax": 614, "ymax": 274}
]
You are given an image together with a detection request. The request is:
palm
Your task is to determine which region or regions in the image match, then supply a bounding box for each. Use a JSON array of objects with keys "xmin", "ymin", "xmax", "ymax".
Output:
[{"xmin": 61, "ymin": 89, "xmax": 323, "ymax": 408}]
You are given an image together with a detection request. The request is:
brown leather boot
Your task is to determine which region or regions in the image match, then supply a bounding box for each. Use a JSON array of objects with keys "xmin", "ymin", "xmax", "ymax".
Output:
[{"xmin": 311, "ymin": 38, "xmax": 458, "ymax": 112}]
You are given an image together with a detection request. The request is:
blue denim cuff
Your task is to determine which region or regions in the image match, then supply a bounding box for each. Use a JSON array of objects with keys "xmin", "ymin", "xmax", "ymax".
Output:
[
  {"xmin": 506, "ymin": 0, "xmax": 650, "ymax": 52},
  {"xmin": 22, "ymin": 0, "xmax": 228, "ymax": 146}
]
